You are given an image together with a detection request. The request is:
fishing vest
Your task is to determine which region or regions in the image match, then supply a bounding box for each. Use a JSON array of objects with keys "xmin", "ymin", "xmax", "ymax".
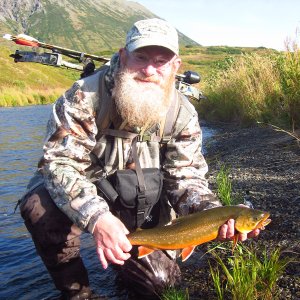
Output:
[{"xmin": 84, "ymin": 66, "xmax": 197, "ymax": 230}]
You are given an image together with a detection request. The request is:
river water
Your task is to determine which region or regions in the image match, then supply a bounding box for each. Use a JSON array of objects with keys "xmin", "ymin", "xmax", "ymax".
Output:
[{"xmin": 0, "ymin": 105, "xmax": 215, "ymax": 300}]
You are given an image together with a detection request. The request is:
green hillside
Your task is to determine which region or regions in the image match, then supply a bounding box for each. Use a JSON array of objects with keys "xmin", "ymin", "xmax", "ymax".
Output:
[
  {"xmin": 0, "ymin": 41, "xmax": 276, "ymax": 107},
  {"xmin": 0, "ymin": 0, "xmax": 198, "ymax": 54},
  {"xmin": 0, "ymin": 44, "xmax": 79, "ymax": 106},
  {"xmin": 179, "ymin": 45, "xmax": 275, "ymax": 82},
  {"xmin": 0, "ymin": 0, "xmax": 201, "ymax": 107}
]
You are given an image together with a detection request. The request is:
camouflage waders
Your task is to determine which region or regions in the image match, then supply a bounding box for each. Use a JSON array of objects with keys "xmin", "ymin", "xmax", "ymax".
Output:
[
  {"xmin": 20, "ymin": 184, "xmax": 181, "ymax": 299},
  {"xmin": 19, "ymin": 53, "xmax": 219, "ymax": 299}
]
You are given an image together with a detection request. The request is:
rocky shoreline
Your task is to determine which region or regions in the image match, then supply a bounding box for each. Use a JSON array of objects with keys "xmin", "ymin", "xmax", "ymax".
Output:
[{"xmin": 181, "ymin": 122, "xmax": 300, "ymax": 299}]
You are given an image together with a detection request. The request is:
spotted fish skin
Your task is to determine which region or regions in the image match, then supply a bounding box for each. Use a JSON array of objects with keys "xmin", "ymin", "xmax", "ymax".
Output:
[{"xmin": 128, "ymin": 206, "xmax": 271, "ymax": 261}]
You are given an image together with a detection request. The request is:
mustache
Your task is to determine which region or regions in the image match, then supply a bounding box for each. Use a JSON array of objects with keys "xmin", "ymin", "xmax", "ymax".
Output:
[
  {"xmin": 133, "ymin": 74, "xmax": 161, "ymax": 85},
  {"xmin": 119, "ymin": 69, "xmax": 162, "ymax": 85},
  {"xmin": 113, "ymin": 68, "xmax": 168, "ymax": 128}
]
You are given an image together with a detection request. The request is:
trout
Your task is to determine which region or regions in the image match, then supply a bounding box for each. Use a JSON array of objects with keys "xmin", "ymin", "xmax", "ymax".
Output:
[{"xmin": 127, "ymin": 206, "xmax": 271, "ymax": 261}]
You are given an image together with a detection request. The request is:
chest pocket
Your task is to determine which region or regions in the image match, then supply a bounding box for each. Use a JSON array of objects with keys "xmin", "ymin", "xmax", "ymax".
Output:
[{"xmin": 95, "ymin": 132, "xmax": 163, "ymax": 231}]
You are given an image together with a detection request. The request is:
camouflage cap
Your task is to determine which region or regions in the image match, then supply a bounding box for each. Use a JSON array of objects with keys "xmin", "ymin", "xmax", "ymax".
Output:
[{"xmin": 126, "ymin": 18, "xmax": 179, "ymax": 55}]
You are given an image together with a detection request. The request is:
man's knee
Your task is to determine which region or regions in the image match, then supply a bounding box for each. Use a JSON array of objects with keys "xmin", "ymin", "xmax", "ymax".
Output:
[
  {"xmin": 20, "ymin": 185, "xmax": 49, "ymax": 223},
  {"xmin": 20, "ymin": 185, "xmax": 73, "ymax": 235},
  {"xmin": 20, "ymin": 184, "xmax": 82, "ymax": 267}
]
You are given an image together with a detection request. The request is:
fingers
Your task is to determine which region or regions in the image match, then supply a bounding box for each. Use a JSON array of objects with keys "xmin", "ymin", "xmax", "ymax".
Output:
[
  {"xmin": 248, "ymin": 228, "xmax": 260, "ymax": 238},
  {"xmin": 218, "ymin": 219, "xmax": 235, "ymax": 241},
  {"xmin": 96, "ymin": 242, "xmax": 131, "ymax": 269},
  {"xmin": 96, "ymin": 247, "xmax": 108, "ymax": 270},
  {"xmin": 110, "ymin": 244, "xmax": 131, "ymax": 261},
  {"xmin": 93, "ymin": 220, "xmax": 132, "ymax": 269},
  {"xmin": 217, "ymin": 223, "xmax": 228, "ymax": 241},
  {"xmin": 238, "ymin": 232, "xmax": 248, "ymax": 242},
  {"xmin": 218, "ymin": 219, "xmax": 261, "ymax": 242},
  {"xmin": 119, "ymin": 237, "xmax": 132, "ymax": 253},
  {"xmin": 226, "ymin": 219, "xmax": 235, "ymax": 238},
  {"xmin": 238, "ymin": 228, "xmax": 260, "ymax": 242},
  {"xmin": 92, "ymin": 213, "xmax": 133, "ymax": 269},
  {"xmin": 121, "ymin": 225, "xmax": 130, "ymax": 236},
  {"xmin": 104, "ymin": 247, "xmax": 128, "ymax": 265},
  {"xmin": 237, "ymin": 225, "xmax": 260, "ymax": 241}
]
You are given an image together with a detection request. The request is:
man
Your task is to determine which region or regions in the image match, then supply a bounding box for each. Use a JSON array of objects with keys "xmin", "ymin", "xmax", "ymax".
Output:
[{"xmin": 20, "ymin": 18, "xmax": 260, "ymax": 299}]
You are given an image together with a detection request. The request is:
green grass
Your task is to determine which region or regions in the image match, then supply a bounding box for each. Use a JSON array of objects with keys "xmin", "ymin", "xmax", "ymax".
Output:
[
  {"xmin": 216, "ymin": 165, "xmax": 234, "ymax": 206},
  {"xmin": 179, "ymin": 45, "xmax": 274, "ymax": 85},
  {"xmin": 160, "ymin": 287, "xmax": 189, "ymax": 300},
  {"xmin": 160, "ymin": 243, "xmax": 291, "ymax": 300},
  {"xmin": 215, "ymin": 164, "xmax": 244, "ymax": 206},
  {"xmin": 4, "ymin": 0, "xmax": 164, "ymax": 53},
  {"xmin": 208, "ymin": 167, "xmax": 291, "ymax": 300},
  {"xmin": 0, "ymin": 45, "xmax": 79, "ymax": 106},
  {"xmin": 209, "ymin": 244, "xmax": 291, "ymax": 300},
  {"xmin": 199, "ymin": 38, "xmax": 300, "ymax": 130}
]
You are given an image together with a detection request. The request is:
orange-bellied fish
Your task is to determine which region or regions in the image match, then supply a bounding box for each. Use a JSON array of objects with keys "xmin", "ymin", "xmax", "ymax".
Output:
[{"xmin": 127, "ymin": 206, "xmax": 271, "ymax": 261}]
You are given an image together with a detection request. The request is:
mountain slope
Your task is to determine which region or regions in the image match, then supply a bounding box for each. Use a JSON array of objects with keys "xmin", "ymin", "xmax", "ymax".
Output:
[{"xmin": 0, "ymin": 0, "xmax": 198, "ymax": 53}]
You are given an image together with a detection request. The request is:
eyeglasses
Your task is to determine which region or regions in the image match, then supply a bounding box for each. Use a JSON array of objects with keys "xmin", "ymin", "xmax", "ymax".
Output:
[{"xmin": 127, "ymin": 51, "xmax": 176, "ymax": 71}]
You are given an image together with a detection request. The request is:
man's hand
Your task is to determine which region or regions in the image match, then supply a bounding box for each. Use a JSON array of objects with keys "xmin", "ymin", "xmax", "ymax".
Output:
[
  {"xmin": 218, "ymin": 218, "xmax": 260, "ymax": 242},
  {"xmin": 93, "ymin": 212, "xmax": 132, "ymax": 269}
]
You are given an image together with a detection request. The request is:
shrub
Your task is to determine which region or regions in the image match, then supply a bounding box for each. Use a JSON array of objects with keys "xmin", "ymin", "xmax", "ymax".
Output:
[{"xmin": 200, "ymin": 38, "xmax": 300, "ymax": 130}]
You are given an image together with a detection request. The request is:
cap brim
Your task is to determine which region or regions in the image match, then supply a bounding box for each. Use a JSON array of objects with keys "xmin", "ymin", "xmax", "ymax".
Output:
[{"xmin": 126, "ymin": 38, "xmax": 178, "ymax": 55}]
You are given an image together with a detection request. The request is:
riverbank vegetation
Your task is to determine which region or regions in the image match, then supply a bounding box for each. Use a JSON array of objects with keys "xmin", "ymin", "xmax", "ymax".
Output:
[
  {"xmin": 208, "ymin": 168, "xmax": 291, "ymax": 300},
  {"xmin": 209, "ymin": 244, "xmax": 290, "ymax": 300},
  {"xmin": 197, "ymin": 38, "xmax": 300, "ymax": 131},
  {"xmin": 161, "ymin": 166, "xmax": 292, "ymax": 300},
  {"xmin": 0, "ymin": 43, "xmax": 273, "ymax": 107},
  {"xmin": 0, "ymin": 46, "xmax": 78, "ymax": 106},
  {"xmin": 1, "ymin": 41, "xmax": 300, "ymax": 131}
]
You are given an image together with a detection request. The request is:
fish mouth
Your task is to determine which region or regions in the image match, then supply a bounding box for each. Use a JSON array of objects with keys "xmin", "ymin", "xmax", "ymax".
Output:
[{"xmin": 256, "ymin": 213, "xmax": 271, "ymax": 230}]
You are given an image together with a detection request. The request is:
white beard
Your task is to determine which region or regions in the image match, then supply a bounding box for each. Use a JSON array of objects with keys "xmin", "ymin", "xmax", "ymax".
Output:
[{"xmin": 112, "ymin": 69, "xmax": 174, "ymax": 128}]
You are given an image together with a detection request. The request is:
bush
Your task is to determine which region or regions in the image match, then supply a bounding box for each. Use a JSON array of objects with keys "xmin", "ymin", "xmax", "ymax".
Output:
[
  {"xmin": 200, "ymin": 37, "xmax": 300, "ymax": 130},
  {"xmin": 200, "ymin": 52, "xmax": 291, "ymax": 127},
  {"xmin": 275, "ymin": 40, "xmax": 300, "ymax": 130}
]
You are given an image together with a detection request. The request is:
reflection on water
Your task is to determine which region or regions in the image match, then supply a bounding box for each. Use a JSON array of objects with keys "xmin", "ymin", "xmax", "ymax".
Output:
[{"xmin": 0, "ymin": 105, "xmax": 215, "ymax": 299}]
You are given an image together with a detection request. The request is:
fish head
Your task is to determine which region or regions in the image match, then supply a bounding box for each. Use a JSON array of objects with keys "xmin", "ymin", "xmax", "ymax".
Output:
[{"xmin": 235, "ymin": 208, "xmax": 271, "ymax": 234}]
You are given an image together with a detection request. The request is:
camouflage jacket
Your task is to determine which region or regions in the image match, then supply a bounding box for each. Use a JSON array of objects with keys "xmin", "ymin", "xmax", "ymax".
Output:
[{"xmin": 24, "ymin": 55, "xmax": 220, "ymax": 233}]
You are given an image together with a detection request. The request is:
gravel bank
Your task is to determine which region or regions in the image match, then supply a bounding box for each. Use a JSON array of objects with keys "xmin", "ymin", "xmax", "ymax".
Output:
[{"xmin": 181, "ymin": 123, "xmax": 300, "ymax": 300}]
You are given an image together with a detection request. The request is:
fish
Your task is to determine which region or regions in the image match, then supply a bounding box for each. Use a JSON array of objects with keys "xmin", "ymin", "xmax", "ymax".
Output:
[{"xmin": 127, "ymin": 206, "xmax": 271, "ymax": 261}]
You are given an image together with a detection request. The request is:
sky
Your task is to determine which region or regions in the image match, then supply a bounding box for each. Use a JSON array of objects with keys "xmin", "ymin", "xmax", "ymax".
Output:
[{"xmin": 134, "ymin": 0, "xmax": 300, "ymax": 51}]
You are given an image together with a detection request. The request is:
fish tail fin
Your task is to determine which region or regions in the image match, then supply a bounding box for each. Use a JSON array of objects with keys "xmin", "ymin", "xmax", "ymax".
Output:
[{"xmin": 138, "ymin": 246, "xmax": 155, "ymax": 259}]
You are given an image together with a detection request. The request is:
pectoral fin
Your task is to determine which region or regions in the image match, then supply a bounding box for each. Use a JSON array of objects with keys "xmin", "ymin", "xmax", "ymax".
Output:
[
  {"xmin": 138, "ymin": 246, "xmax": 155, "ymax": 259},
  {"xmin": 181, "ymin": 246, "xmax": 196, "ymax": 262},
  {"xmin": 232, "ymin": 234, "xmax": 239, "ymax": 253}
]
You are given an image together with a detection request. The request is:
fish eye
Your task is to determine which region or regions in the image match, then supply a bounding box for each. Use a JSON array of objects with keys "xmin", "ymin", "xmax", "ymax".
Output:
[{"xmin": 252, "ymin": 215, "xmax": 260, "ymax": 222}]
